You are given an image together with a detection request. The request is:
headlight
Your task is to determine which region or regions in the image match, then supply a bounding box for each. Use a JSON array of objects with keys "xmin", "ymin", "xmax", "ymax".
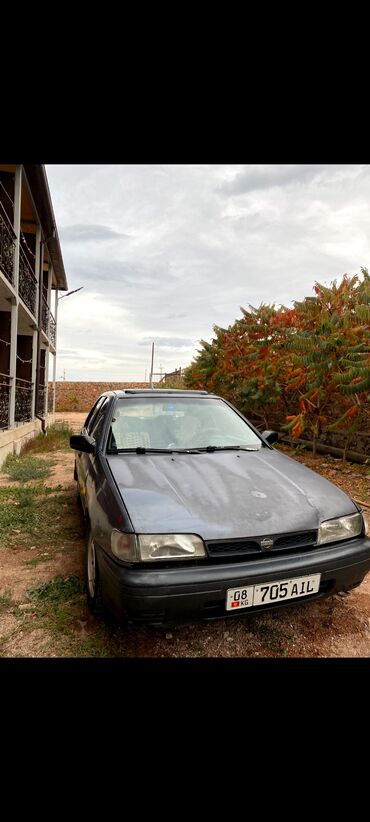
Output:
[
  {"xmin": 362, "ymin": 512, "xmax": 369, "ymax": 536},
  {"xmin": 317, "ymin": 513, "xmax": 363, "ymax": 545},
  {"xmin": 111, "ymin": 530, "xmax": 138, "ymax": 562},
  {"xmin": 138, "ymin": 534, "xmax": 206, "ymax": 561},
  {"xmin": 110, "ymin": 531, "xmax": 206, "ymax": 562}
]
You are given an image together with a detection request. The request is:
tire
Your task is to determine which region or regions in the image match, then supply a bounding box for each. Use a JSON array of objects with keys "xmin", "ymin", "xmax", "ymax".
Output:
[
  {"xmin": 85, "ymin": 527, "xmax": 104, "ymax": 615},
  {"xmin": 74, "ymin": 461, "xmax": 78, "ymax": 481}
]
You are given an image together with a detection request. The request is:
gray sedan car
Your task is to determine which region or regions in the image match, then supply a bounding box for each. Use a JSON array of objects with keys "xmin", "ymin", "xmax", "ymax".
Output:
[{"xmin": 70, "ymin": 389, "xmax": 370, "ymax": 625}]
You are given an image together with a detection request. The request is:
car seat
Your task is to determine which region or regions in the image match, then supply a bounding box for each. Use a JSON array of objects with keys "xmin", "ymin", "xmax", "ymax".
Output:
[
  {"xmin": 175, "ymin": 415, "xmax": 201, "ymax": 447},
  {"xmin": 112, "ymin": 415, "xmax": 151, "ymax": 449}
]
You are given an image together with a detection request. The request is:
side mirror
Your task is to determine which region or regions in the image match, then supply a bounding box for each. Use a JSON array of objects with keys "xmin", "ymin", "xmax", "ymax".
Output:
[
  {"xmin": 70, "ymin": 434, "xmax": 96, "ymax": 454},
  {"xmin": 261, "ymin": 430, "xmax": 279, "ymax": 445}
]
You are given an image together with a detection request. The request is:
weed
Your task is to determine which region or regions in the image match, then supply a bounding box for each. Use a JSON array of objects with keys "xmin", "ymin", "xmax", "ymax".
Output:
[
  {"xmin": 23, "ymin": 555, "xmax": 53, "ymax": 567},
  {"xmin": 23, "ymin": 577, "xmax": 86, "ymax": 641},
  {"xmin": 52, "ymin": 632, "xmax": 110, "ymax": 657},
  {"xmin": 27, "ymin": 575, "xmax": 84, "ymax": 604},
  {"xmin": 22, "ymin": 423, "xmax": 74, "ymax": 455},
  {"xmin": 253, "ymin": 620, "xmax": 285, "ymax": 655},
  {"xmin": 0, "ymin": 485, "xmax": 38, "ymax": 539},
  {"xmin": 49, "ymin": 605, "xmax": 75, "ymax": 633},
  {"xmin": 3, "ymin": 454, "xmax": 53, "ymax": 482},
  {"xmin": 189, "ymin": 641, "xmax": 204, "ymax": 653},
  {"xmin": 0, "ymin": 484, "xmax": 84, "ymax": 549},
  {"xmin": 0, "ymin": 591, "xmax": 12, "ymax": 611}
]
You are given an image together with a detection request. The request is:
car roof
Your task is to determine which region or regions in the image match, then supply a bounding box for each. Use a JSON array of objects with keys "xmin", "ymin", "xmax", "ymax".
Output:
[{"xmin": 100, "ymin": 389, "xmax": 217, "ymax": 399}]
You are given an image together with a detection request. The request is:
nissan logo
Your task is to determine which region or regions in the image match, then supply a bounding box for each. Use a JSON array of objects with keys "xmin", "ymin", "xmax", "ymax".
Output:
[{"xmin": 260, "ymin": 537, "xmax": 274, "ymax": 551}]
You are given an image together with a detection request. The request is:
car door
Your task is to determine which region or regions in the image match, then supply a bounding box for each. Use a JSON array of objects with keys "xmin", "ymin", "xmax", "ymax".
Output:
[{"xmin": 76, "ymin": 397, "xmax": 109, "ymax": 513}]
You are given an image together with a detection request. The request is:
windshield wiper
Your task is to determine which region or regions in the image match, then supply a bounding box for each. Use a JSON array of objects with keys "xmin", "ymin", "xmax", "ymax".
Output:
[
  {"xmin": 108, "ymin": 447, "xmax": 174, "ymax": 454},
  {"xmin": 196, "ymin": 445, "xmax": 260, "ymax": 452},
  {"xmin": 107, "ymin": 445, "xmax": 261, "ymax": 455}
]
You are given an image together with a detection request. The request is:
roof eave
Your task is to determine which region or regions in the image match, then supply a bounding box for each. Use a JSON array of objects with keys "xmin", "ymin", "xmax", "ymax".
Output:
[{"xmin": 22, "ymin": 164, "xmax": 68, "ymax": 291}]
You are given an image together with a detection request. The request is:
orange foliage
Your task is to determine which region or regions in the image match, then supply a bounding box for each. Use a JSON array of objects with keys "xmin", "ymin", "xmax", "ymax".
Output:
[
  {"xmin": 292, "ymin": 421, "xmax": 304, "ymax": 438},
  {"xmin": 345, "ymin": 406, "xmax": 358, "ymax": 419}
]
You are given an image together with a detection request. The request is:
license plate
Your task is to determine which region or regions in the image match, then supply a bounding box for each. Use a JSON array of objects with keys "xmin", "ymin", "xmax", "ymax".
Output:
[{"xmin": 226, "ymin": 574, "xmax": 321, "ymax": 611}]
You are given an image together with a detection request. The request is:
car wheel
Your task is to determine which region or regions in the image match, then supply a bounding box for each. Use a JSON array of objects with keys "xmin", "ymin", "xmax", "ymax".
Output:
[{"xmin": 86, "ymin": 528, "xmax": 103, "ymax": 614}]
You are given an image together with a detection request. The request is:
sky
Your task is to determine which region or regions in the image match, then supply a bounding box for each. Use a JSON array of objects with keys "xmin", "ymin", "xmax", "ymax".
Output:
[{"xmin": 45, "ymin": 164, "xmax": 370, "ymax": 382}]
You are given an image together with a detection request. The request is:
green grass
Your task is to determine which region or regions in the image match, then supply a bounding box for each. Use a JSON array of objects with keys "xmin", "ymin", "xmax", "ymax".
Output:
[
  {"xmin": 24, "ymin": 576, "xmax": 86, "ymax": 637},
  {"xmin": 0, "ymin": 484, "xmax": 83, "ymax": 549},
  {"xmin": 0, "ymin": 485, "xmax": 39, "ymax": 537},
  {"xmin": 23, "ymin": 554, "xmax": 53, "ymax": 567},
  {"xmin": 22, "ymin": 422, "xmax": 75, "ymax": 454},
  {"xmin": 27, "ymin": 575, "xmax": 84, "ymax": 604},
  {"xmin": 252, "ymin": 619, "xmax": 287, "ymax": 655},
  {"xmin": 0, "ymin": 591, "xmax": 12, "ymax": 612},
  {"xmin": 3, "ymin": 453, "xmax": 53, "ymax": 482}
]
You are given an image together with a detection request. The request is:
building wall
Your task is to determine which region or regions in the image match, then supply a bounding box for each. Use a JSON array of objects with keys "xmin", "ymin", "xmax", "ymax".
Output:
[
  {"xmin": 0, "ymin": 412, "xmax": 55, "ymax": 468},
  {"xmin": 0, "ymin": 164, "xmax": 61, "ymax": 466}
]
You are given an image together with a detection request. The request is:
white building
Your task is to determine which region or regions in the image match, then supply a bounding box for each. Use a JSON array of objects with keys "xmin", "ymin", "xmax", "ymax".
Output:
[{"xmin": 0, "ymin": 164, "xmax": 68, "ymax": 467}]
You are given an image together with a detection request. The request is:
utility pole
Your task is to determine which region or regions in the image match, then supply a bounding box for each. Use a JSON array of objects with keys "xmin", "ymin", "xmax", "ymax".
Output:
[
  {"xmin": 53, "ymin": 286, "xmax": 83, "ymax": 412},
  {"xmin": 150, "ymin": 342, "xmax": 155, "ymax": 388}
]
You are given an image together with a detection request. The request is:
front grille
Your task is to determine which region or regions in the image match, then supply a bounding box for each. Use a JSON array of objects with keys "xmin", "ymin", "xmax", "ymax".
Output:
[
  {"xmin": 206, "ymin": 530, "xmax": 317, "ymax": 561},
  {"xmin": 274, "ymin": 532, "xmax": 317, "ymax": 549}
]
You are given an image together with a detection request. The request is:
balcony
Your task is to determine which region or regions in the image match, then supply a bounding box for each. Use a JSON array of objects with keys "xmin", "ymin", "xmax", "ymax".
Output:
[
  {"xmin": 41, "ymin": 295, "xmax": 56, "ymax": 346},
  {"xmin": 36, "ymin": 385, "xmax": 45, "ymax": 417},
  {"xmin": 49, "ymin": 312, "xmax": 56, "ymax": 346},
  {"xmin": 0, "ymin": 213, "xmax": 16, "ymax": 286},
  {"xmin": 15, "ymin": 377, "xmax": 33, "ymax": 423},
  {"xmin": 0, "ymin": 374, "xmax": 11, "ymax": 430},
  {"xmin": 19, "ymin": 246, "xmax": 37, "ymax": 316}
]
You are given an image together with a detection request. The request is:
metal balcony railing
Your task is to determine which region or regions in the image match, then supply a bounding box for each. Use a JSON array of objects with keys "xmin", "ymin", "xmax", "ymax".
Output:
[
  {"xmin": 0, "ymin": 373, "xmax": 11, "ymax": 430},
  {"xmin": 49, "ymin": 311, "xmax": 56, "ymax": 346},
  {"xmin": 15, "ymin": 377, "xmax": 33, "ymax": 423},
  {"xmin": 41, "ymin": 295, "xmax": 49, "ymax": 334},
  {"xmin": 0, "ymin": 213, "xmax": 16, "ymax": 285},
  {"xmin": 41, "ymin": 295, "xmax": 56, "ymax": 346},
  {"xmin": 36, "ymin": 385, "xmax": 45, "ymax": 417},
  {"xmin": 19, "ymin": 246, "xmax": 37, "ymax": 316}
]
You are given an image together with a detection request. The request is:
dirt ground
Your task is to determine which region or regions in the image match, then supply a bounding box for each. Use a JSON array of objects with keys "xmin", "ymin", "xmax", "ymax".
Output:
[{"xmin": 0, "ymin": 411, "xmax": 369, "ymax": 657}]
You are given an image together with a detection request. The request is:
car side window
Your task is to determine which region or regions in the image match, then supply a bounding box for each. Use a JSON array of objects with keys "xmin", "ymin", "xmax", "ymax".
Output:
[
  {"xmin": 85, "ymin": 397, "xmax": 106, "ymax": 434},
  {"xmin": 89, "ymin": 399, "xmax": 109, "ymax": 445}
]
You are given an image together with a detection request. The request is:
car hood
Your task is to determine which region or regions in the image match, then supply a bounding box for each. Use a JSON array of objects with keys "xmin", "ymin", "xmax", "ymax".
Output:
[{"xmin": 106, "ymin": 449, "xmax": 357, "ymax": 540}]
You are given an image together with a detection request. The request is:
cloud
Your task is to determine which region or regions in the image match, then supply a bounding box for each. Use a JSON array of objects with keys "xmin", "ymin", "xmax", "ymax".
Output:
[
  {"xmin": 45, "ymin": 163, "xmax": 370, "ymax": 381},
  {"xmin": 60, "ymin": 224, "xmax": 129, "ymax": 242},
  {"xmin": 218, "ymin": 164, "xmax": 359, "ymax": 196},
  {"xmin": 138, "ymin": 337, "xmax": 194, "ymax": 348}
]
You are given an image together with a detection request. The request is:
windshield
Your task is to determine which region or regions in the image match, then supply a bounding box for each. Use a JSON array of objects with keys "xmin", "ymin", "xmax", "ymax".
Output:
[{"xmin": 108, "ymin": 397, "xmax": 262, "ymax": 451}]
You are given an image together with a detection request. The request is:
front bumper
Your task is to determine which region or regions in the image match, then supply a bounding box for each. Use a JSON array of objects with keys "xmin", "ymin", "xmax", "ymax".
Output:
[{"xmin": 97, "ymin": 536, "xmax": 370, "ymax": 625}]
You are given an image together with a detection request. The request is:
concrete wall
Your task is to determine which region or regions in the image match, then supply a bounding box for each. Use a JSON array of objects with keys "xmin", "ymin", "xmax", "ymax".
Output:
[
  {"xmin": 0, "ymin": 413, "xmax": 54, "ymax": 469},
  {"xmin": 50, "ymin": 381, "xmax": 149, "ymax": 413}
]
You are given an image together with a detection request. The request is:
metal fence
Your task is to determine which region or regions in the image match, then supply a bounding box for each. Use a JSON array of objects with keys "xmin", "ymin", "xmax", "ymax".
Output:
[
  {"xmin": 19, "ymin": 246, "xmax": 37, "ymax": 316},
  {"xmin": 15, "ymin": 377, "xmax": 33, "ymax": 422},
  {"xmin": 0, "ymin": 213, "xmax": 15, "ymax": 285},
  {"xmin": 36, "ymin": 386, "xmax": 45, "ymax": 417},
  {"xmin": 0, "ymin": 373, "xmax": 11, "ymax": 429}
]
